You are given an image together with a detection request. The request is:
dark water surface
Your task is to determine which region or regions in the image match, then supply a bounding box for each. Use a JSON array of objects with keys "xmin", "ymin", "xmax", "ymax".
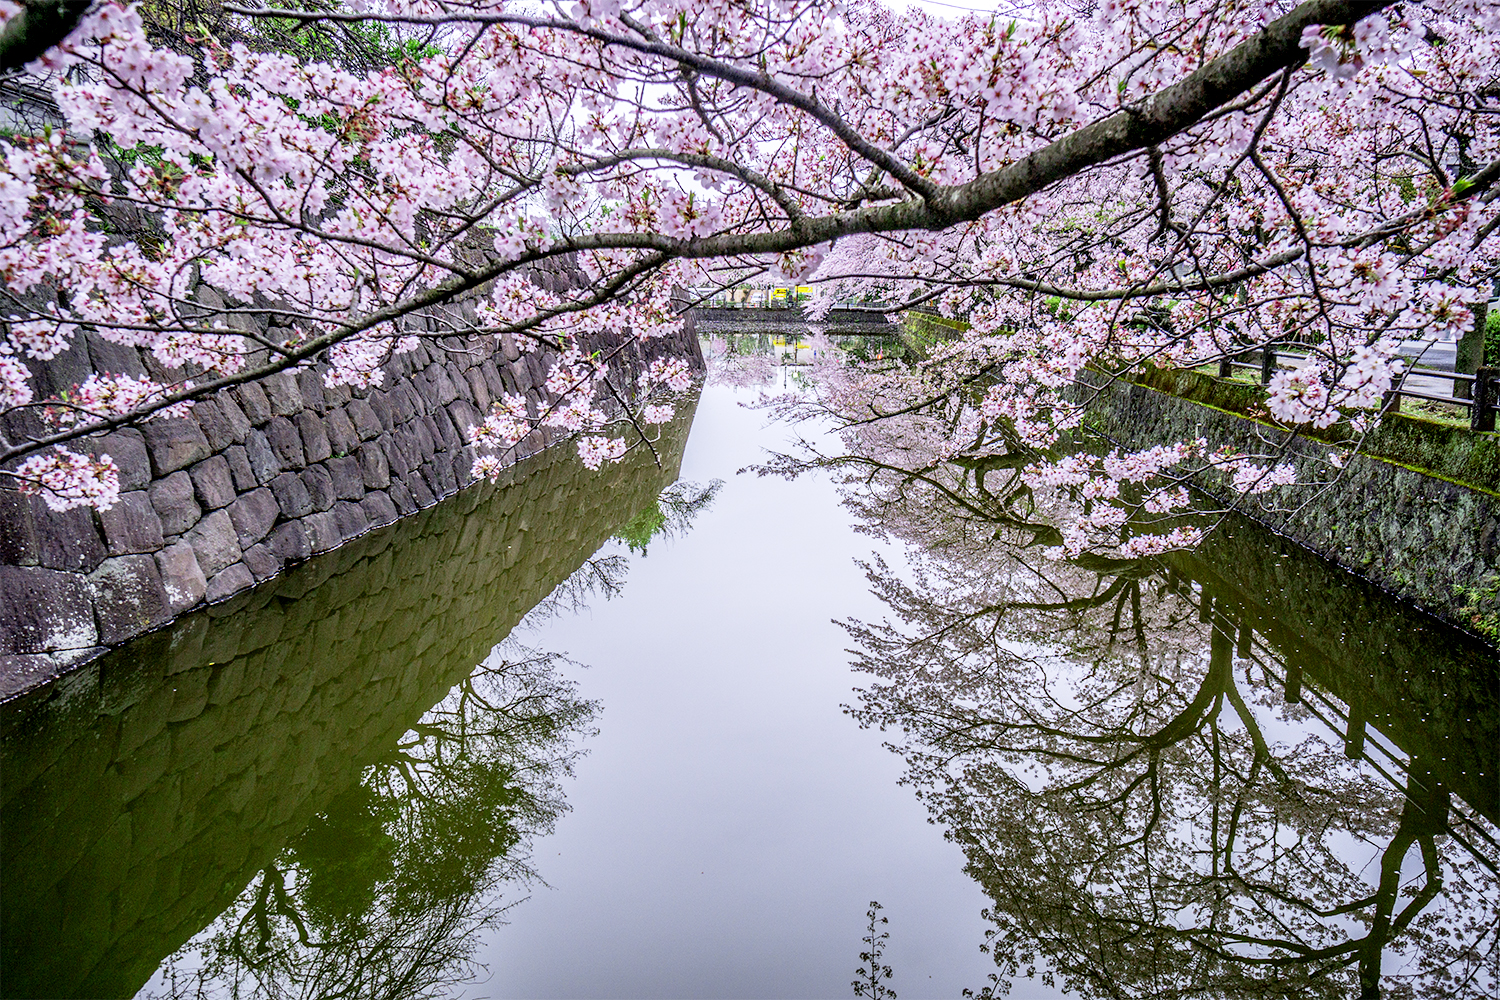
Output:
[{"xmin": 2, "ymin": 369, "xmax": 1496, "ymax": 1000}]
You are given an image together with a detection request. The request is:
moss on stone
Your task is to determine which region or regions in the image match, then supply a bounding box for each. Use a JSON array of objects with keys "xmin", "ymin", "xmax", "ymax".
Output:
[{"xmin": 1127, "ymin": 364, "xmax": 1499, "ymax": 494}]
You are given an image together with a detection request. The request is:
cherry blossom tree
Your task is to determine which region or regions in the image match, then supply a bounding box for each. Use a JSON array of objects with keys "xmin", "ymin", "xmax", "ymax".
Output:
[{"xmin": 0, "ymin": 0, "xmax": 1495, "ymax": 542}]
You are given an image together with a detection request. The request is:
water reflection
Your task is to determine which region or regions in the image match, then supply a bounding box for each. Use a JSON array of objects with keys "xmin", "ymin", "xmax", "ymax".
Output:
[
  {"xmin": 146, "ymin": 646, "xmax": 595, "ymax": 1000},
  {"xmin": 0, "ymin": 399, "xmax": 702, "ymax": 1000},
  {"xmin": 706, "ymin": 332, "xmax": 908, "ymax": 388},
  {"xmin": 821, "ymin": 437, "xmax": 1498, "ymax": 999}
]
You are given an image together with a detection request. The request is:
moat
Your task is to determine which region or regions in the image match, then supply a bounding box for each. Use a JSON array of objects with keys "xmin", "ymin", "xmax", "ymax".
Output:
[{"xmin": 3, "ymin": 345, "xmax": 1497, "ymax": 999}]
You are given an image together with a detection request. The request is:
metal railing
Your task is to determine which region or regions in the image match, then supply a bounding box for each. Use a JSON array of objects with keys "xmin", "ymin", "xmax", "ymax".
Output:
[{"xmin": 1216, "ymin": 348, "xmax": 1499, "ymax": 433}]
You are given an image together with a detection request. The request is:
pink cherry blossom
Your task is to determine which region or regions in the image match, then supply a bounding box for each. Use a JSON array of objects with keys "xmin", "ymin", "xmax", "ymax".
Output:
[{"xmin": 0, "ymin": 0, "xmax": 1490, "ymax": 530}]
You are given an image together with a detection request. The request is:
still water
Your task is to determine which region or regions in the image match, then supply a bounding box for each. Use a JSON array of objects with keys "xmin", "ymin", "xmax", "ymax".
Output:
[{"xmin": 1, "ymin": 347, "xmax": 1496, "ymax": 1000}]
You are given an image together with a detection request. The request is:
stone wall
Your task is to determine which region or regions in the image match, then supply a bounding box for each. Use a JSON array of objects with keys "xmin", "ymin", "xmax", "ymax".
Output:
[
  {"xmin": 0, "ymin": 402, "xmax": 694, "ymax": 1000},
  {"xmin": 1079, "ymin": 370, "xmax": 1500, "ymax": 632},
  {"xmin": 0, "ymin": 282, "xmax": 703, "ymax": 692}
]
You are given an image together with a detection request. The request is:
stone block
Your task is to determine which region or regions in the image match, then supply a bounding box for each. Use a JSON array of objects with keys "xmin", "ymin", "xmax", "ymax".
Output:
[
  {"xmin": 0, "ymin": 565, "xmax": 96, "ymax": 654},
  {"xmin": 301, "ymin": 512, "xmax": 341, "ymax": 554},
  {"xmin": 412, "ymin": 418, "xmax": 438, "ymax": 459},
  {"xmin": 186, "ymin": 510, "xmax": 242, "ymax": 578},
  {"xmin": 140, "ymin": 417, "xmax": 211, "ymax": 475},
  {"xmin": 394, "ymin": 382, "xmax": 422, "ymax": 421},
  {"xmin": 380, "ymin": 434, "xmax": 412, "ymax": 476},
  {"xmin": 264, "ymin": 415, "xmax": 305, "ymax": 469},
  {"xmin": 414, "ymin": 370, "xmax": 442, "ymax": 410},
  {"xmin": 241, "ymin": 543, "xmax": 280, "ymax": 581},
  {"xmin": 437, "ymin": 457, "xmax": 459, "ymax": 496},
  {"xmin": 346, "ymin": 398, "xmax": 382, "ymax": 440},
  {"xmin": 261, "ymin": 371, "xmax": 303, "ymax": 416},
  {"xmin": 465, "ymin": 367, "xmax": 491, "ymax": 409},
  {"xmin": 388, "ymin": 480, "xmax": 416, "ymax": 515},
  {"xmin": 323, "ymin": 382, "xmax": 351, "ymax": 407},
  {"xmin": 526, "ymin": 351, "xmax": 547, "ymax": 388},
  {"xmin": 326, "ymin": 407, "xmax": 358, "ymax": 456},
  {"xmin": 326, "ymin": 455, "xmax": 365, "ymax": 501},
  {"xmin": 83, "ymin": 331, "xmax": 147, "ymax": 377},
  {"xmin": 300, "ymin": 465, "xmax": 336, "ymax": 512},
  {"xmin": 215, "ymin": 390, "xmax": 252, "ymax": 442},
  {"xmin": 421, "ymin": 461, "xmax": 455, "ymax": 501},
  {"xmin": 499, "ymin": 361, "xmax": 521, "ymax": 396},
  {"xmin": 24, "ymin": 330, "xmax": 91, "ymax": 405},
  {"xmin": 31, "ymin": 500, "xmax": 107, "ymax": 572},
  {"xmin": 454, "ymin": 449, "xmax": 476, "ymax": 489},
  {"xmin": 356, "ymin": 442, "xmax": 390, "ymax": 489},
  {"xmin": 98, "ymin": 430, "xmax": 151, "ymax": 491},
  {"xmin": 89, "ymin": 555, "xmax": 171, "ymax": 645},
  {"xmin": 236, "ymin": 383, "xmax": 271, "ymax": 424},
  {"xmin": 295, "ymin": 410, "xmax": 331, "ymax": 463},
  {"xmin": 188, "ymin": 455, "xmax": 235, "ymax": 510},
  {"xmin": 223, "ymin": 445, "xmax": 256, "ymax": 491},
  {"xmin": 244, "ymin": 428, "xmax": 281, "ymax": 483},
  {"xmin": 0, "ymin": 488, "xmax": 37, "ymax": 564},
  {"xmin": 368, "ymin": 390, "xmax": 395, "ymax": 430},
  {"xmin": 430, "ymin": 411, "xmax": 461, "ymax": 451},
  {"xmin": 155, "ymin": 541, "xmax": 206, "ymax": 613},
  {"xmin": 406, "ymin": 471, "xmax": 435, "ymax": 509},
  {"xmin": 267, "ymin": 521, "xmax": 310, "ymax": 564},
  {"xmin": 296, "ymin": 370, "xmax": 325, "ymax": 412},
  {"xmin": 392, "ymin": 426, "xmax": 422, "ymax": 469},
  {"xmin": 360, "ymin": 492, "xmax": 398, "ymax": 527},
  {"xmin": 192, "ymin": 399, "xmax": 236, "ymax": 451},
  {"xmin": 149, "ymin": 472, "xmax": 201, "ymax": 537},
  {"xmin": 481, "ymin": 359, "xmax": 505, "ymax": 398},
  {"xmin": 430, "ymin": 365, "xmax": 460, "ymax": 405},
  {"xmin": 97, "ymin": 491, "xmax": 164, "ymax": 556},
  {"xmin": 332, "ymin": 500, "xmax": 369, "ymax": 541},
  {"xmin": 205, "ymin": 563, "xmax": 254, "ymax": 604},
  {"xmin": 270, "ymin": 471, "xmax": 313, "ymax": 519},
  {"xmin": 447, "ymin": 399, "xmax": 484, "ymax": 442},
  {"xmin": 226, "ymin": 488, "xmax": 278, "ymax": 547}
]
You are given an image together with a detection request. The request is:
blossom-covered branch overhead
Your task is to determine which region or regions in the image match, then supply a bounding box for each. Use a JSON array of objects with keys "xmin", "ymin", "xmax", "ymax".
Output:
[{"xmin": 0, "ymin": 0, "xmax": 1493, "ymax": 532}]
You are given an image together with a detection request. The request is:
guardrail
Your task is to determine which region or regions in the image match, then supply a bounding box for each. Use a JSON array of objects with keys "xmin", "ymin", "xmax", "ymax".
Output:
[{"xmin": 1217, "ymin": 349, "xmax": 1499, "ymax": 432}]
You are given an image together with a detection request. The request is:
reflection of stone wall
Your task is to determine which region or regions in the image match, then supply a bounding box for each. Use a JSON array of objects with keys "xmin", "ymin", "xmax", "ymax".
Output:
[
  {"xmin": 1171, "ymin": 514, "xmax": 1498, "ymax": 825},
  {"xmin": 1080, "ymin": 370, "xmax": 1499, "ymax": 629},
  {"xmin": 0, "ymin": 401, "xmax": 694, "ymax": 1000},
  {"xmin": 0, "ymin": 280, "xmax": 703, "ymax": 691}
]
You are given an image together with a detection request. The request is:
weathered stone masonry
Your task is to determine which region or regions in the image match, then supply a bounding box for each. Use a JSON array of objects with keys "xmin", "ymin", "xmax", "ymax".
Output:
[
  {"xmin": 1078, "ymin": 368, "xmax": 1500, "ymax": 632},
  {"xmin": 0, "ymin": 274, "xmax": 704, "ymax": 692},
  {"xmin": 0, "ymin": 407, "xmax": 694, "ymax": 1000}
]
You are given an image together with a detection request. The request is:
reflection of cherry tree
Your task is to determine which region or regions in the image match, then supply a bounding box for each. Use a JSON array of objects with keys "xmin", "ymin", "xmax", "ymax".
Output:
[
  {"xmin": 145, "ymin": 644, "xmax": 597, "ymax": 1000},
  {"xmin": 834, "ymin": 450, "xmax": 1498, "ymax": 1000},
  {"xmin": 706, "ymin": 335, "xmax": 779, "ymax": 389}
]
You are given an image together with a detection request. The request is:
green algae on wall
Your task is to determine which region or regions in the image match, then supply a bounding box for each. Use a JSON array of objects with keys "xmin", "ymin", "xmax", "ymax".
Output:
[
  {"xmin": 1125, "ymin": 364, "xmax": 1500, "ymax": 495},
  {"xmin": 1077, "ymin": 370, "xmax": 1500, "ymax": 634}
]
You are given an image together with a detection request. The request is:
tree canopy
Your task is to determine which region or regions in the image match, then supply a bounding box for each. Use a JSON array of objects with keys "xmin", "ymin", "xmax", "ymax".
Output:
[{"xmin": 0, "ymin": 0, "xmax": 1495, "ymax": 550}]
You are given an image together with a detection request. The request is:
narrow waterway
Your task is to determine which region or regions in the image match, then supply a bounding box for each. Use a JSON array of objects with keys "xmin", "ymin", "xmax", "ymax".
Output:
[
  {"xmin": 2, "ymin": 340, "xmax": 1496, "ymax": 1000},
  {"xmin": 454, "ymin": 382, "xmax": 997, "ymax": 1000}
]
